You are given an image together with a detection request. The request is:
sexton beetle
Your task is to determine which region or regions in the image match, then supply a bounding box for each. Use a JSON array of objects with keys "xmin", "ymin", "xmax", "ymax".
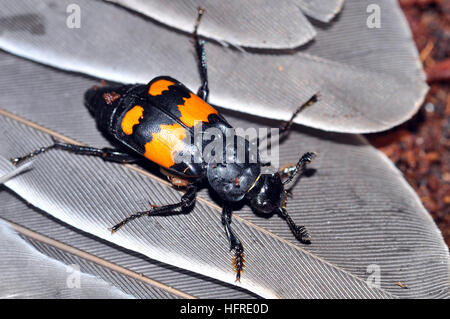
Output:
[{"xmin": 12, "ymin": 8, "xmax": 318, "ymax": 281}]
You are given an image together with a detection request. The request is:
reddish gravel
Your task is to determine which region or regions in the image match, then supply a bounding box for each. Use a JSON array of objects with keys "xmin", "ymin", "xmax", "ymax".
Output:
[{"xmin": 367, "ymin": 0, "xmax": 449, "ymax": 246}]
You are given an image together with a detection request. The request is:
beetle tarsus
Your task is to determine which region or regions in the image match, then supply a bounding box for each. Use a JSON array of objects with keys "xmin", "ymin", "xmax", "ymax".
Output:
[
  {"xmin": 278, "ymin": 207, "xmax": 311, "ymax": 244},
  {"xmin": 232, "ymin": 245, "xmax": 245, "ymax": 282},
  {"xmin": 221, "ymin": 205, "xmax": 246, "ymax": 282},
  {"xmin": 293, "ymin": 225, "xmax": 311, "ymax": 244}
]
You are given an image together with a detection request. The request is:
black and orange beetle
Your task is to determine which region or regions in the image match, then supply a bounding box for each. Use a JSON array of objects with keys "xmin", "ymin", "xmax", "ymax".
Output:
[{"xmin": 12, "ymin": 8, "xmax": 318, "ymax": 282}]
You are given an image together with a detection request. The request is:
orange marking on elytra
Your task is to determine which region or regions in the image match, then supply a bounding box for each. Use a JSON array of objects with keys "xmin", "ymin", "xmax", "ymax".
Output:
[
  {"xmin": 178, "ymin": 93, "xmax": 218, "ymax": 127},
  {"xmin": 144, "ymin": 123, "xmax": 186, "ymax": 168},
  {"xmin": 148, "ymin": 79, "xmax": 175, "ymax": 96},
  {"xmin": 121, "ymin": 105, "xmax": 144, "ymax": 135}
]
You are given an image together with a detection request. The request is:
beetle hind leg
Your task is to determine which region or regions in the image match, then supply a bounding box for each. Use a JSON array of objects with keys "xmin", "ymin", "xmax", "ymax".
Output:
[{"xmin": 11, "ymin": 138, "xmax": 140, "ymax": 166}]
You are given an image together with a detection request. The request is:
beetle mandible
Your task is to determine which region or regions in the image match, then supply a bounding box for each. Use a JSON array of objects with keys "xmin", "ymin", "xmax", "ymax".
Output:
[{"xmin": 12, "ymin": 8, "xmax": 318, "ymax": 282}]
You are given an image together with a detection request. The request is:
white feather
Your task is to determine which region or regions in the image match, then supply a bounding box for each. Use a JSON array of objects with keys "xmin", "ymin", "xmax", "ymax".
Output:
[
  {"xmin": 0, "ymin": 161, "xmax": 33, "ymax": 185},
  {"xmin": 0, "ymin": 219, "xmax": 134, "ymax": 298}
]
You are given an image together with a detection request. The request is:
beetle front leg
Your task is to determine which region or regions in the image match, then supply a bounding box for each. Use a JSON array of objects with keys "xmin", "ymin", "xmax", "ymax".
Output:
[
  {"xmin": 11, "ymin": 139, "xmax": 140, "ymax": 166},
  {"xmin": 281, "ymin": 152, "xmax": 316, "ymax": 186},
  {"xmin": 222, "ymin": 205, "xmax": 245, "ymax": 282}
]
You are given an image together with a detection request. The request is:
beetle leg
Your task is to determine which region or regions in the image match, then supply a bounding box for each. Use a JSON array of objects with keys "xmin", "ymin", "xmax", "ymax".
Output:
[
  {"xmin": 193, "ymin": 7, "xmax": 209, "ymax": 101},
  {"xmin": 168, "ymin": 176, "xmax": 191, "ymax": 188},
  {"xmin": 282, "ymin": 152, "xmax": 316, "ymax": 186},
  {"xmin": 11, "ymin": 139, "xmax": 140, "ymax": 166},
  {"xmin": 222, "ymin": 205, "xmax": 245, "ymax": 282},
  {"xmin": 159, "ymin": 167, "xmax": 192, "ymax": 188},
  {"xmin": 279, "ymin": 162, "xmax": 296, "ymax": 178},
  {"xmin": 110, "ymin": 186, "xmax": 197, "ymax": 233}
]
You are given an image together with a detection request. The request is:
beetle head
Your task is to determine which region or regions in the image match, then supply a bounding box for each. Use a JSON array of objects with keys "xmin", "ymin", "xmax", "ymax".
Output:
[
  {"xmin": 246, "ymin": 152, "xmax": 316, "ymax": 244},
  {"xmin": 84, "ymin": 85, "xmax": 125, "ymax": 115},
  {"xmin": 84, "ymin": 84, "xmax": 137, "ymax": 131},
  {"xmin": 246, "ymin": 172, "xmax": 285, "ymax": 215}
]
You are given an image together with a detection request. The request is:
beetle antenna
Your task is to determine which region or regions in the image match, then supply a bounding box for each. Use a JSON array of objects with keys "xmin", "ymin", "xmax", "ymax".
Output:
[
  {"xmin": 250, "ymin": 93, "xmax": 319, "ymax": 151},
  {"xmin": 10, "ymin": 141, "xmax": 57, "ymax": 166},
  {"xmin": 282, "ymin": 152, "xmax": 316, "ymax": 186},
  {"xmin": 193, "ymin": 7, "xmax": 209, "ymax": 101},
  {"xmin": 278, "ymin": 207, "xmax": 311, "ymax": 244},
  {"xmin": 280, "ymin": 93, "xmax": 320, "ymax": 139}
]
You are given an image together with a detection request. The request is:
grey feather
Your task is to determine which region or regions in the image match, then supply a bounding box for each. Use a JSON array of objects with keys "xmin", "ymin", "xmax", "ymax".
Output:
[
  {"xmin": 0, "ymin": 0, "xmax": 447, "ymax": 299},
  {"xmin": 0, "ymin": 219, "xmax": 134, "ymax": 298},
  {"xmin": 0, "ymin": 190, "xmax": 256, "ymax": 299},
  {"xmin": 0, "ymin": 51, "xmax": 448, "ymax": 298},
  {"xmin": 0, "ymin": 0, "xmax": 426, "ymax": 133},
  {"xmin": 0, "ymin": 145, "xmax": 392, "ymax": 298},
  {"xmin": 295, "ymin": 0, "xmax": 345, "ymax": 22},
  {"xmin": 105, "ymin": 0, "xmax": 317, "ymax": 49}
]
